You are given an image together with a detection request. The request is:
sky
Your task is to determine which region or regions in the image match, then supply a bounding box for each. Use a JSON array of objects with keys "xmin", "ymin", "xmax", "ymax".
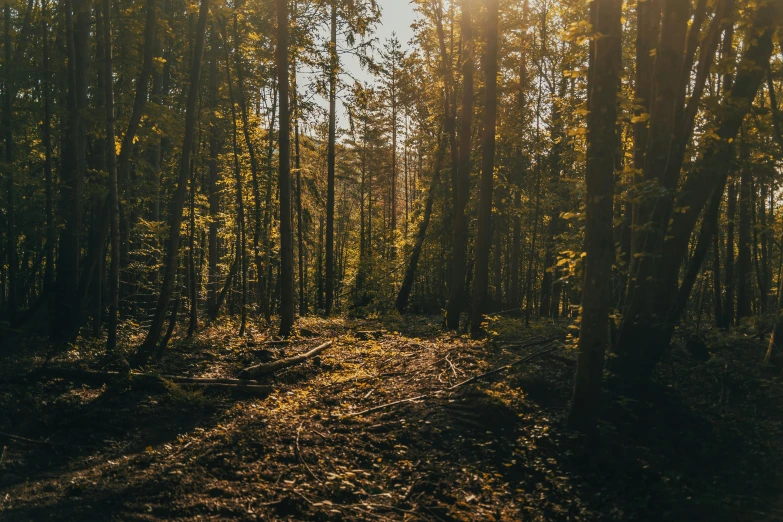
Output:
[
  {"xmin": 342, "ymin": 0, "xmax": 416, "ymax": 83},
  {"xmin": 302, "ymin": 0, "xmax": 418, "ymax": 126}
]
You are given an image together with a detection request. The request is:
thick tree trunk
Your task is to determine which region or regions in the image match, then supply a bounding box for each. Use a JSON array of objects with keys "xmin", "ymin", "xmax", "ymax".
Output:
[
  {"xmin": 277, "ymin": 0, "xmax": 294, "ymax": 336},
  {"xmin": 53, "ymin": 0, "xmax": 86, "ymax": 340},
  {"xmin": 469, "ymin": 0, "xmax": 499, "ymax": 335},
  {"xmin": 445, "ymin": 0, "xmax": 473, "ymax": 331},
  {"xmin": 568, "ymin": 0, "xmax": 621, "ymax": 433}
]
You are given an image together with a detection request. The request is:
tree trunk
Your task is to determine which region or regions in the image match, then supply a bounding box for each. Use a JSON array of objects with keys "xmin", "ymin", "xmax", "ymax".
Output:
[
  {"xmin": 612, "ymin": 2, "xmax": 777, "ymax": 378},
  {"xmin": 226, "ymin": 43, "xmax": 248, "ymax": 336},
  {"xmin": 737, "ymin": 162, "xmax": 752, "ymax": 322},
  {"xmin": 712, "ymin": 226, "xmax": 723, "ymax": 327},
  {"xmin": 469, "ymin": 0, "xmax": 499, "ymax": 335},
  {"xmin": 568, "ymin": 0, "xmax": 621, "ymax": 433},
  {"xmin": 233, "ymin": 12, "xmax": 264, "ymax": 318},
  {"xmin": 325, "ymin": 3, "xmax": 337, "ymax": 315},
  {"xmin": 277, "ymin": 0, "xmax": 294, "ymax": 336},
  {"xmin": 445, "ymin": 0, "xmax": 473, "ymax": 331},
  {"xmin": 3, "ymin": 4, "xmax": 15, "ymax": 321},
  {"xmin": 724, "ymin": 180, "xmax": 736, "ymax": 327},
  {"xmin": 207, "ymin": 33, "xmax": 220, "ymax": 314},
  {"xmin": 137, "ymin": 0, "xmax": 209, "ymax": 361},
  {"xmin": 102, "ymin": 0, "xmax": 120, "ymax": 352},
  {"xmin": 41, "ymin": 0, "xmax": 54, "ymax": 309}
]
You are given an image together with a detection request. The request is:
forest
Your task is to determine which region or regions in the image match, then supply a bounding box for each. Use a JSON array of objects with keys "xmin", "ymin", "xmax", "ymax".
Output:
[{"xmin": 2, "ymin": 0, "xmax": 783, "ymax": 519}]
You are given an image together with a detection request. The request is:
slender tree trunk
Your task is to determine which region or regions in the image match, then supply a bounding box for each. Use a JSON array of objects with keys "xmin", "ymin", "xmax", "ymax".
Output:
[
  {"xmin": 325, "ymin": 3, "xmax": 337, "ymax": 315},
  {"xmin": 207, "ymin": 33, "xmax": 219, "ymax": 314},
  {"xmin": 712, "ymin": 226, "xmax": 723, "ymax": 327},
  {"xmin": 102, "ymin": 0, "xmax": 120, "ymax": 351},
  {"xmin": 261, "ymin": 84, "xmax": 278, "ymax": 322},
  {"xmin": 509, "ymin": 191, "xmax": 521, "ymax": 309},
  {"xmin": 226, "ymin": 45, "xmax": 248, "ymax": 335},
  {"xmin": 724, "ymin": 180, "xmax": 736, "ymax": 327},
  {"xmin": 187, "ymin": 163, "xmax": 198, "ymax": 337},
  {"xmin": 469, "ymin": 0, "xmax": 499, "ymax": 335},
  {"xmin": 737, "ymin": 162, "xmax": 752, "ymax": 322},
  {"xmin": 396, "ymin": 126, "xmax": 446, "ymax": 313},
  {"xmin": 294, "ymin": 84, "xmax": 306, "ymax": 315},
  {"xmin": 3, "ymin": 4, "xmax": 15, "ymax": 321},
  {"xmin": 42, "ymin": 0, "xmax": 54, "ymax": 307},
  {"xmin": 137, "ymin": 0, "xmax": 209, "ymax": 360},
  {"xmin": 233, "ymin": 12, "xmax": 264, "ymax": 318}
]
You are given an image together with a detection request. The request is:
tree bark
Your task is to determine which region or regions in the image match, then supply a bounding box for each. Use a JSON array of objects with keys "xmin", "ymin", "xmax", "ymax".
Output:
[
  {"xmin": 325, "ymin": 2, "xmax": 337, "ymax": 315},
  {"xmin": 568, "ymin": 0, "xmax": 621, "ymax": 434},
  {"xmin": 469, "ymin": 0, "xmax": 499, "ymax": 335},
  {"xmin": 445, "ymin": 0, "xmax": 474, "ymax": 331},
  {"xmin": 277, "ymin": 0, "xmax": 295, "ymax": 336},
  {"xmin": 102, "ymin": 0, "xmax": 120, "ymax": 352}
]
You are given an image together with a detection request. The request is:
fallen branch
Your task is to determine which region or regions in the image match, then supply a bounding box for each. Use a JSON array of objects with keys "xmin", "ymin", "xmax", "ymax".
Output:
[
  {"xmin": 346, "ymin": 394, "xmax": 431, "ymax": 418},
  {"xmin": 295, "ymin": 421, "xmax": 322, "ymax": 484},
  {"xmin": 239, "ymin": 341, "xmax": 333, "ymax": 379},
  {"xmin": 29, "ymin": 368, "xmax": 272, "ymax": 395},
  {"xmin": 0, "ymin": 431, "xmax": 58, "ymax": 447},
  {"xmin": 448, "ymin": 345, "xmax": 556, "ymax": 390}
]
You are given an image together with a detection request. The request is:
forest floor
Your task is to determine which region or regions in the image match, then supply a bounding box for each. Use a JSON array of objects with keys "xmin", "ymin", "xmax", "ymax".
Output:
[{"xmin": 1, "ymin": 314, "xmax": 783, "ymax": 521}]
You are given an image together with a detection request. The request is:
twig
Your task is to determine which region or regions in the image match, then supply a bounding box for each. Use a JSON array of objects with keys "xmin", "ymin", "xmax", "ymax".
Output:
[
  {"xmin": 344, "ymin": 340, "xmax": 560, "ymax": 419},
  {"xmin": 444, "ymin": 353, "xmax": 458, "ymax": 378},
  {"xmin": 345, "ymin": 394, "xmax": 433, "ymax": 418},
  {"xmin": 448, "ymin": 344, "xmax": 556, "ymax": 390},
  {"xmin": 0, "ymin": 431, "xmax": 58, "ymax": 447},
  {"xmin": 295, "ymin": 421, "xmax": 321, "ymax": 484},
  {"xmin": 239, "ymin": 341, "xmax": 333, "ymax": 379}
]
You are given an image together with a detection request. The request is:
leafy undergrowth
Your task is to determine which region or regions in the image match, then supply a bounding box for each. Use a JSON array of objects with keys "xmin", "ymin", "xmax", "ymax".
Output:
[{"xmin": 1, "ymin": 316, "xmax": 782, "ymax": 521}]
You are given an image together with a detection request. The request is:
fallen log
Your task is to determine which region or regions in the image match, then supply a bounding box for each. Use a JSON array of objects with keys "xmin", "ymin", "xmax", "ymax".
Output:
[
  {"xmin": 29, "ymin": 368, "xmax": 272, "ymax": 395},
  {"xmin": 239, "ymin": 341, "xmax": 333, "ymax": 379}
]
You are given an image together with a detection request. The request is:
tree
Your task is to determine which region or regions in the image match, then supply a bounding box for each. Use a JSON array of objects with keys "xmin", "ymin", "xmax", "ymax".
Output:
[
  {"xmin": 568, "ymin": 0, "xmax": 621, "ymax": 433},
  {"xmin": 469, "ymin": 0, "xmax": 499, "ymax": 335},
  {"xmin": 445, "ymin": 0, "xmax": 474, "ymax": 331},
  {"xmin": 277, "ymin": 0, "xmax": 295, "ymax": 336}
]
